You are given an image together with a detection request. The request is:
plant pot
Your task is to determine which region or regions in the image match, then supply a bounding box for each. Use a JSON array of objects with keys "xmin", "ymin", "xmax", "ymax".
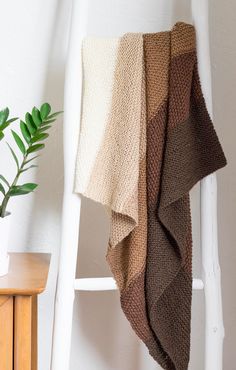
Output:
[{"xmin": 0, "ymin": 212, "xmax": 10, "ymax": 276}]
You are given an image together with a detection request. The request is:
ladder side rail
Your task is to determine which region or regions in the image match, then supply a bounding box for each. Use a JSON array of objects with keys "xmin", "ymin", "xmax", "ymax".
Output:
[
  {"xmin": 191, "ymin": 2, "xmax": 225, "ymax": 370},
  {"xmin": 51, "ymin": 1, "xmax": 89, "ymax": 370}
]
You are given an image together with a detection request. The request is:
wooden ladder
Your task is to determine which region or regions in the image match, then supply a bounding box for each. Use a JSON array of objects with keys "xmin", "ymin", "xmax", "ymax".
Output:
[{"xmin": 51, "ymin": 1, "xmax": 225, "ymax": 369}]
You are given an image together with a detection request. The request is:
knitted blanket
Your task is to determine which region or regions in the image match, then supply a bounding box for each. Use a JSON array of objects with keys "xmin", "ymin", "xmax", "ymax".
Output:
[{"xmin": 75, "ymin": 22, "xmax": 226, "ymax": 370}]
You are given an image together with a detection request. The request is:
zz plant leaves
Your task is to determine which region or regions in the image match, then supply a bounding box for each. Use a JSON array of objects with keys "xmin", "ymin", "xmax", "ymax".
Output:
[
  {"xmin": 9, "ymin": 183, "xmax": 38, "ymax": 196},
  {"xmin": 27, "ymin": 143, "xmax": 45, "ymax": 154},
  {"xmin": 31, "ymin": 133, "xmax": 49, "ymax": 144},
  {"xmin": 20, "ymin": 120, "xmax": 31, "ymax": 144},
  {"xmin": 24, "ymin": 155, "xmax": 40, "ymax": 165},
  {"xmin": 11, "ymin": 130, "xmax": 26, "ymax": 155},
  {"xmin": 32, "ymin": 107, "xmax": 42, "ymax": 127},
  {"xmin": 6, "ymin": 143, "xmax": 19, "ymax": 170},
  {"xmin": 47, "ymin": 111, "xmax": 63, "ymax": 119},
  {"xmin": 0, "ymin": 103, "xmax": 62, "ymax": 217},
  {"xmin": 0, "ymin": 175, "xmax": 10, "ymax": 188},
  {"xmin": 0, "ymin": 107, "xmax": 18, "ymax": 141},
  {"xmin": 40, "ymin": 103, "xmax": 51, "ymax": 120},
  {"xmin": 25, "ymin": 112, "xmax": 36, "ymax": 134},
  {"xmin": 38, "ymin": 125, "xmax": 51, "ymax": 133},
  {"xmin": 0, "ymin": 108, "xmax": 9, "ymax": 126},
  {"xmin": 0, "ymin": 183, "xmax": 5, "ymax": 196}
]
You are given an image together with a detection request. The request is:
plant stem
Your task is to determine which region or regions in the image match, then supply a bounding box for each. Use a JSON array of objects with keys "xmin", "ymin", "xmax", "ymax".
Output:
[{"xmin": 0, "ymin": 152, "xmax": 29, "ymax": 218}]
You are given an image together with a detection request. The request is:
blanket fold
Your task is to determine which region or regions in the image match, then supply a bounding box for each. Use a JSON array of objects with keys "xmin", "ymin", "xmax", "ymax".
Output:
[{"xmin": 75, "ymin": 22, "xmax": 226, "ymax": 370}]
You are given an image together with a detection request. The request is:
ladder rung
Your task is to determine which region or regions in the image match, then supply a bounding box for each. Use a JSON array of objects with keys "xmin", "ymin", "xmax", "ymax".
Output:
[{"xmin": 74, "ymin": 277, "xmax": 204, "ymax": 291}]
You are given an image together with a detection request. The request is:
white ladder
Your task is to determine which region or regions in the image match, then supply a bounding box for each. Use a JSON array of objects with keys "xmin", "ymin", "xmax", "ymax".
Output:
[{"xmin": 51, "ymin": 1, "xmax": 225, "ymax": 369}]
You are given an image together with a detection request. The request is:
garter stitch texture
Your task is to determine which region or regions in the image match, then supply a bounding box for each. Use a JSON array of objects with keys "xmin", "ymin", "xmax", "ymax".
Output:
[
  {"xmin": 74, "ymin": 22, "xmax": 226, "ymax": 370},
  {"xmin": 144, "ymin": 23, "xmax": 226, "ymax": 369},
  {"xmin": 75, "ymin": 37, "xmax": 119, "ymax": 192}
]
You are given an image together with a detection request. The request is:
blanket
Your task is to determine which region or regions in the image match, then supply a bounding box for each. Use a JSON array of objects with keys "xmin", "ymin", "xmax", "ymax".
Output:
[{"xmin": 74, "ymin": 22, "xmax": 226, "ymax": 370}]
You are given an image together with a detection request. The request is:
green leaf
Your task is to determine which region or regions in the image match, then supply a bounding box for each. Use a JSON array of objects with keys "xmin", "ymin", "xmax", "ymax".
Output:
[
  {"xmin": 31, "ymin": 133, "xmax": 49, "ymax": 143},
  {"xmin": 0, "ymin": 108, "xmax": 9, "ymax": 127},
  {"xmin": 5, "ymin": 117, "xmax": 18, "ymax": 124},
  {"xmin": 0, "ymin": 183, "xmax": 5, "ymax": 196},
  {"xmin": 41, "ymin": 119, "xmax": 56, "ymax": 125},
  {"xmin": 0, "ymin": 175, "xmax": 10, "ymax": 188},
  {"xmin": 37, "ymin": 125, "xmax": 51, "ymax": 133},
  {"xmin": 40, "ymin": 103, "xmax": 51, "ymax": 120},
  {"xmin": 31, "ymin": 107, "xmax": 42, "ymax": 127},
  {"xmin": 20, "ymin": 165, "xmax": 38, "ymax": 173},
  {"xmin": 11, "ymin": 130, "xmax": 26, "ymax": 155},
  {"xmin": 24, "ymin": 155, "xmax": 40, "ymax": 165},
  {"xmin": 9, "ymin": 183, "xmax": 38, "ymax": 196},
  {"xmin": 25, "ymin": 112, "xmax": 36, "ymax": 134},
  {"xmin": 27, "ymin": 143, "xmax": 45, "ymax": 154},
  {"xmin": 7, "ymin": 143, "xmax": 19, "ymax": 169},
  {"xmin": 0, "ymin": 117, "xmax": 18, "ymax": 130},
  {"xmin": 46, "ymin": 111, "xmax": 63, "ymax": 119},
  {"xmin": 20, "ymin": 120, "xmax": 31, "ymax": 144},
  {"xmin": 0, "ymin": 131, "xmax": 4, "ymax": 141}
]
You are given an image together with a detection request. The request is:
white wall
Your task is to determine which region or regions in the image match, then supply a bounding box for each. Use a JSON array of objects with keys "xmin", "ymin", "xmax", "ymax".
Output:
[{"xmin": 0, "ymin": 1, "xmax": 234, "ymax": 369}]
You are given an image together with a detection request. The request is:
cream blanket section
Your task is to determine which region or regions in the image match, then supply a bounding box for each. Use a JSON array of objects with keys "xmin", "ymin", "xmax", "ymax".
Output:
[
  {"xmin": 75, "ymin": 38, "xmax": 119, "ymax": 192},
  {"xmin": 74, "ymin": 35, "xmax": 143, "ymax": 247}
]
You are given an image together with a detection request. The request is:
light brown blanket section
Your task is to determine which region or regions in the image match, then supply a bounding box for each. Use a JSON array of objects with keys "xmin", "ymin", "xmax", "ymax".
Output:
[{"xmin": 106, "ymin": 35, "xmax": 157, "ymax": 347}]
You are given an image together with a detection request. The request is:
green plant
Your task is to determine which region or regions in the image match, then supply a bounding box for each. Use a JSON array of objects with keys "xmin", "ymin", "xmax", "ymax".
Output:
[{"xmin": 0, "ymin": 103, "xmax": 62, "ymax": 218}]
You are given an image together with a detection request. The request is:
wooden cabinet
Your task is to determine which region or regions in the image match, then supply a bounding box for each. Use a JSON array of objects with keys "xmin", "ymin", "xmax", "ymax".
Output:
[{"xmin": 0, "ymin": 253, "xmax": 50, "ymax": 370}]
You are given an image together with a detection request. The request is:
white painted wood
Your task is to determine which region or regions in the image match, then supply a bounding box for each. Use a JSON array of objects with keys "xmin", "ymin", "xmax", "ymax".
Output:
[
  {"xmin": 51, "ymin": 1, "xmax": 88, "ymax": 370},
  {"xmin": 74, "ymin": 277, "xmax": 204, "ymax": 291},
  {"xmin": 191, "ymin": 1, "xmax": 225, "ymax": 370}
]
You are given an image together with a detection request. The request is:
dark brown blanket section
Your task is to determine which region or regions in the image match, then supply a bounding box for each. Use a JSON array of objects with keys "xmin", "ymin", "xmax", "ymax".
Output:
[{"xmin": 144, "ymin": 23, "xmax": 226, "ymax": 370}]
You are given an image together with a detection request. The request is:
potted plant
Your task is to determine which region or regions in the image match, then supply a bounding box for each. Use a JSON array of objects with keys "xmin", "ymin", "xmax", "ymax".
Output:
[{"xmin": 0, "ymin": 103, "xmax": 62, "ymax": 276}]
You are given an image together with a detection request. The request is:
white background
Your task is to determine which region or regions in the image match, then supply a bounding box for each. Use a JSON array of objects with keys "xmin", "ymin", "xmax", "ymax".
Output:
[{"xmin": 0, "ymin": 1, "xmax": 234, "ymax": 369}]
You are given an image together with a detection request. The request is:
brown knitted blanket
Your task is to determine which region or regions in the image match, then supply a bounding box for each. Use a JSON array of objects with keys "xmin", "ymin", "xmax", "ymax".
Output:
[
  {"xmin": 143, "ymin": 23, "xmax": 226, "ymax": 369},
  {"xmin": 75, "ymin": 22, "xmax": 226, "ymax": 370}
]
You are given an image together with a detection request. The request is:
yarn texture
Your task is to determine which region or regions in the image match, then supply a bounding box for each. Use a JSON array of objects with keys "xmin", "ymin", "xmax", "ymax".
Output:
[{"xmin": 74, "ymin": 22, "xmax": 226, "ymax": 370}]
